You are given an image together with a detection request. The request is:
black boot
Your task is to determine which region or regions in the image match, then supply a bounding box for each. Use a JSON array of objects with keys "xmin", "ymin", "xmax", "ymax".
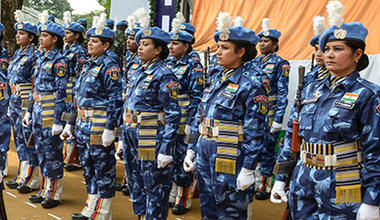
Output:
[
  {"xmin": 172, "ymin": 204, "xmax": 189, "ymax": 215},
  {"xmin": 29, "ymin": 194, "xmax": 44, "ymax": 203},
  {"xmin": 41, "ymin": 198, "xmax": 61, "ymax": 208},
  {"xmin": 255, "ymin": 176, "xmax": 271, "ymax": 200},
  {"xmin": 6, "ymin": 180, "xmax": 19, "ymax": 189},
  {"xmin": 17, "ymin": 185, "xmax": 38, "ymax": 194},
  {"xmin": 72, "ymin": 213, "xmax": 89, "ymax": 220},
  {"xmin": 65, "ymin": 164, "xmax": 82, "ymax": 171},
  {"xmin": 122, "ymin": 186, "xmax": 130, "ymax": 196}
]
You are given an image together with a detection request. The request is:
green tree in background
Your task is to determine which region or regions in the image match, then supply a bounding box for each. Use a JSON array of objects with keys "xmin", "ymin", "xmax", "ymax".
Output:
[
  {"xmin": 24, "ymin": 0, "xmax": 73, "ymax": 19},
  {"xmin": 98, "ymin": 0, "xmax": 111, "ymax": 17}
]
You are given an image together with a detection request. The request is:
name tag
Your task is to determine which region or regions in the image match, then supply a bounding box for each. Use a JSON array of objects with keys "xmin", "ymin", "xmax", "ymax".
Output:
[
  {"xmin": 218, "ymin": 91, "xmax": 234, "ymax": 99},
  {"xmin": 302, "ymin": 97, "xmax": 318, "ymax": 105},
  {"xmin": 126, "ymin": 83, "xmax": 134, "ymax": 89},
  {"xmin": 334, "ymin": 100, "xmax": 355, "ymax": 109},
  {"xmin": 204, "ymin": 87, "xmax": 212, "ymax": 93},
  {"xmin": 138, "ymin": 84, "xmax": 149, "ymax": 89}
]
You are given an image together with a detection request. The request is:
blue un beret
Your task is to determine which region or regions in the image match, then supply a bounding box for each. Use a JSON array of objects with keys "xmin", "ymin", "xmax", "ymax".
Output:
[
  {"xmin": 135, "ymin": 27, "xmax": 171, "ymax": 45},
  {"xmin": 183, "ymin": 23, "xmax": 195, "ymax": 35},
  {"xmin": 48, "ymin": 15, "xmax": 55, "ymax": 22},
  {"xmin": 258, "ymin": 29, "xmax": 281, "ymax": 40},
  {"xmin": 39, "ymin": 21, "xmax": 65, "ymax": 38},
  {"xmin": 77, "ymin": 19, "xmax": 88, "ymax": 27},
  {"xmin": 310, "ymin": 35, "xmax": 320, "ymax": 47},
  {"xmin": 125, "ymin": 24, "xmax": 142, "ymax": 36},
  {"xmin": 85, "ymin": 26, "xmax": 115, "ymax": 40},
  {"xmin": 170, "ymin": 30, "xmax": 193, "ymax": 43},
  {"xmin": 214, "ymin": 26, "xmax": 258, "ymax": 45},
  {"xmin": 106, "ymin": 20, "xmax": 114, "ymax": 27},
  {"xmin": 64, "ymin": 22, "xmax": 85, "ymax": 33},
  {"xmin": 116, "ymin": 20, "xmax": 127, "ymax": 27},
  {"xmin": 319, "ymin": 22, "xmax": 368, "ymax": 53},
  {"xmin": 14, "ymin": 22, "xmax": 38, "ymax": 35}
]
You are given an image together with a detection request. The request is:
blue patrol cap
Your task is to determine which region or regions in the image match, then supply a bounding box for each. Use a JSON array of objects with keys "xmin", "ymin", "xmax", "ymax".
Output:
[
  {"xmin": 85, "ymin": 26, "xmax": 115, "ymax": 39},
  {"xmin": 48, "ymin": 15, "xmax": 55, "ymax": 22},
  {"xmin": 319, "ymin": 22, "xmax": 368, "ymax": 53},
  {"xmin": 14, "ymin": 22, "xmax": 38, "ymax": 35},
  {"xmin": 310, "ymin": 35, "xmax": 320, "ymax": 47},
  {"xmin": 214, "ymin": 26, "xmax": 258, "ymax": 45},
  {"xmin": 116, "ymin": 20, "xmax": 127, "ymax": 27},
  {"xmin": 125, "ymin": 24, "xmax": 142, "ymax": 36},
  {"xmin": 258, "ymin": 29, "xmax": 281, "ymax": 40},
  {"xmin": 106, "ymin": 19, "xmax": 114, "ymax": 27},
  {"xmin": 39, "ymin": 21, "xmax": 65, "ymax": 38},
  {"xmin": 64, "ymin": 22, "xmax": 85, "ymax": 33},
  {"xmin": 135, "ymin": 27, "xmax": 171, "ymax": 45},
  {"xmin": 183, "ymin": 23, "xmax": 195, "ymax": 35},
  {"xmin": 77, "ymin": 19, "xmax": 88, "ymax": 27},
  {"xmin": 170, "ymin": 30, "xmax": 193, "ymax": 43}
]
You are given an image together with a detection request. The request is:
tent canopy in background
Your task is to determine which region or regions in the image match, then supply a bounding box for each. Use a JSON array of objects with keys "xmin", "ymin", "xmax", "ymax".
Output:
[{"xmin": 191, "ymin": 0, "xmax": 380, "ymax": 60}]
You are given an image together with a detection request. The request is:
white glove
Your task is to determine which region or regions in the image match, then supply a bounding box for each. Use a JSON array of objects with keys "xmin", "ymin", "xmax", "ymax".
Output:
[
  {"xmin": 102, "ymin": 129, "xmax": 115, "ymax": 147},
  {"xmin": 270, "ymin": 121, "xmax": 282, "ymax": 134},
  {"xmin": 356, "ymin": 203, "xmax": 380, "ymax": 220},
  {"xmin": 236, "ymin": 168, "xmax": 255, "ymax": 191},
  {"xmin": 22, "ymin": 112, "xmax": 32, "ymax": 127},
  {"xmin": 270, "ymin": 181, "xmax": 288, "ymax": 204},
  {"xmin": 7, "ymin": 107, "xmax": 10, "ymax": 118},
  {"xmin": 52, "ymin": 124, "xmax": 63, "ymax": 136},
  {"xmin": 115, "ymin": 140, "xmax": 124, "ymax": 160},
  {"xmin": 60, "ymin": 124, "xmax": 74, "ymax": 141},
  {"xmin": 183, "ymin": 149, "xmax": 195, "ymax": 172},
  {"xmin": 157, "ymin": 153, "xmax": 173, "ymax": 169}
]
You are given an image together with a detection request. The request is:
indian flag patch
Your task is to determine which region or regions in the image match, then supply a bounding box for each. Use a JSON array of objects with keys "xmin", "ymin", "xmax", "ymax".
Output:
[
  {"xmin": 44, "ymin": 62, "xmax": 53, "ymax": 69},
  {"xmin": 179, "ymin": 66, "xmax": 187, "ymax": 72},
  {"xmin": 145, "ymin": 75, "xmax": 153, "ymax": 83},
  {"xmin": 132, "ymin": 63, "xmax": 139, "ymax": 70},
  {"xmin": 341, "ymin": 93, "xmax": 359, "ymax": 103},
  {"xmin": 226, "ymin": 83, "xmax": 238, "ymax": 93},
  {"xmin": 93, "ymin": 66, "xmax": 101, "ymax": 74},
  {"xmin": 68, "ymin": 53, "xmax": 75, "ymax": 59},
  {"xmin": 265, "ymin": 64, "xmax": 274, "ymax": 71}
]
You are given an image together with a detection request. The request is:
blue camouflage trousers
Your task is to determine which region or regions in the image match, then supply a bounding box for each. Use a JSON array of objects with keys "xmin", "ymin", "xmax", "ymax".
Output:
[
  {"xmin": 0, "ymin": 114, "xmax": 10, "ymax": 154},
  {"xmin": 289, "ymin": 160, "xmax": 360, "ymax": 219},
  {"xmin": 32, "ymin": 104, "xmax": 63, "ymax": 179},
  {"xmin": 123, "ymin": 126, "xmax": 173, "ymax": 219},
  {"xmin": 76, "ymin": 118, "xmax": 116, "ymax": 198},
  {"xmin": 258, "ymin": 126, "xmax": 278, "ymax": 177},
  {"xmin": 196, "ymin": 137, "xmax": 254, "ymax": 219},
  {"xmin": 173, "ymin": 134, "xmax": 194, "ymax": 187}
]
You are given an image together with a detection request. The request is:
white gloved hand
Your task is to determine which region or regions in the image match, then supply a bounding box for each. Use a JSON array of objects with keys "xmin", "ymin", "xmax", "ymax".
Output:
[
  {"xmin": 102, "ymin": 129, "xmax": 115, "ymax": 147},
  {"xmin": 356, "ymin": 203, "xmax": 380, "ymax": 220},
  {"xmin": 115, "ymin": 140, "xmax": 124, "ymax": 160},
  {"xmin": 52, "ymin": 124, "xmax": 63, "ymax": 136},
  {"xmin": 157, "ymin": 153, "xmax": 173, "ymax": 169},
  {"xmin": 236, "ymin": 168, "xmax": 255, "ymax": 191},
  {"xmin": 7, "ymin": 107, "xmax": 10, "ymax": 118},
  {"xmin": 270, "ymin": 121, "xmax": 282, "ymax": 134},
  {"xmin": 270, "ymin": 181, "xmax": 288, "ymax": 204},
  {"xmin": 22, "ymin": 112, "xmax": 32, "ymax": 127},
  {"xmin": 183, "ymin": 149, "xmax": 195, "ymax": 172},
  {"xmin": 60, "ymin": 124, "xmax": 74, "ymax": 141}
]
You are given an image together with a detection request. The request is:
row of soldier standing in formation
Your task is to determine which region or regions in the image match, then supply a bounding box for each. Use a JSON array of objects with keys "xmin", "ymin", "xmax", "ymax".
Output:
[{"xmin": 0, "ymin": 0, "xmax": 379, "ymax": 219}]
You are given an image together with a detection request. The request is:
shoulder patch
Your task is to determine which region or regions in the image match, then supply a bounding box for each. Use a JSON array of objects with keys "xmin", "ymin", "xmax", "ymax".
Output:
[
  {"xmin": 376, "ymin": 104, "xmax": 380, "ymax": 114},
  {"xmin": 54, "ymin": 62, "xmax": 68, "ymax": 69},
  {"xmin": 0, "ymin": 81, "xmax": 6, "ymax": 88},
  {"xmin": 282, "ymin": 64, "xmax": 290, "ymax": 77},
  {"xmin": 0, "ymin": 58, "xmax": 9, "ymax": 63},
  {"xmin": 165, "ymin": 81, "xmax": 180, "ymax": 100},
  {"xmin": 253, "ymin": 95, "xmax": 269, "ymax": 114},
  {"xmin": 106, "ymin": 67, "xmax": 120, "ymax": 80},
  {"xmin": 193, "ymin": 67, "xmax": 204, "ymax": 73}
]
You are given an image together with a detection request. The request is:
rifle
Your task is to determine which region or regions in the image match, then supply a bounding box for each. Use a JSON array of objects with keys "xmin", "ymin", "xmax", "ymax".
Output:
[
  {"xmin": 310, "ymin": 53, "xmax": 315, "ymax": 72},
  {"xmin": 27, "ymin": 44, "xmax": 37, "ymax": 147},
  {"xmin": 273, "ymin": 66, "xmax": 305, "ymax": 220}
]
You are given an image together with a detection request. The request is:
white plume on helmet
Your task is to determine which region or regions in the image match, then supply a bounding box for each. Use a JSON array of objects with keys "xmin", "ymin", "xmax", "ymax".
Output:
[
  {"xmin": 14, "ymin": 10, "xmax": 24, "ymax": 23},
  {"xmin": 39, "ymin": 10, "xmax": 49, "ymax": 25},
  {"xmin": 262, "ymin": 18, "xmax": 270, "ymax": 31},
  {"xmin": 233, "ymin": 16, "xmax": 244, "ymax": 27},
  {"xmin": 216, "ymin": 12, "xmax": 231, "ymax": 33},
  {"xmin": 92, "ymin": 16, "xmax": 99, "ymax": 28},
  {"xmin": 135, "ymin": 7, "xmax": 149, "ymax": 28},
  {"xmin": 63, "ymin": 11, "xmax": 72, "ymax": 27},
  {"xmin": 326, "ymin": 0, "xmax": 344, "ymax": 28},
  {"xmin": 127, "ymin": 15, "xmax": 137, "ymax": 30},
  {"xmin": 96, "ymin": 13, "xmax": 107, "ymax": 34},
  {"xmin": 313, "ymin": 16, "xmax": 326, "ymax": 36}
]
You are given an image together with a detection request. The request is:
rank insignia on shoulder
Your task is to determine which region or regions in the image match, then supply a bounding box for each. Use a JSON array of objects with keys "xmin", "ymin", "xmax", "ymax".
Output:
[
  {"xmin": 165, "ymin": 81, "xmax": 180, "ymax": 100},
  {"xmin": 282, "ymin": 64, "xmax": 290, "ymax": 77},
  {"xmin": 106, "ymin": 67, "xmax": 120, "ymax": 80},
  {"xmin": 253, "ymin": 95, "xmax": 269, "ymax": 114},
  {"xmin": 226, "ymin": 83, "xmax": 239, "ymax": 93},
  {"xmin": 376, "ymin": 104, "xmax": 380, "ymax": 114},
  {"xmin": 91, "ymin": 66, "xmax": 101, "ymax": 77}
]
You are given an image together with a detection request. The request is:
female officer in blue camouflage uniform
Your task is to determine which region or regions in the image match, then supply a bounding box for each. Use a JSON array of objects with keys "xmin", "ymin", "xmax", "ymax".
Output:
[
  {"xmin": 271, "ymin": 1, "xmax": 380, "ymax": 219},
  {"xmin": 23, "ymin": 11, "xmax": 69, "ymax": 208},
  {"xmin": 166, "ymin": 15, "xmax": 204, "ymax": 215},
  {"xmin": 68, "ymin": 13, "xmax": 123, "ymax": 220},
  {"xmin": 7, "ymin": 10, "xmax": 40, "ymax": 194},
  {"xmin": 183, "ymin": 13, "xmax": 267, "ymax": 219},
  {"xmin": 123, "ymin": 26, "xmax": 181, "ymax": 220},
  {"xmin": 251, "ymin": 18, "xmax": 290, "ymax": 200},
  {"xmin": 60, "ymin": 11, "xmax": 87, "ymax": 172}
]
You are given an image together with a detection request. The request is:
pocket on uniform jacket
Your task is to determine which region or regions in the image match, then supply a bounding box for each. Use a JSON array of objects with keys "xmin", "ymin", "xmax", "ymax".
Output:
[
  {"xmin": 325, "ymin": 108, "xmax": 357, "ymax": 134},
  {"xmin": 299, "ymin": 103, "xmax": 317, "ymax": 130},
  {"xmin": 136, "ymin": 82, "xmax": 155, "ymax": 101},
  {"xmin": 84, "ymin": 75, "xmax": 98, "ymax": 95},
  {"xmin": 214, "ymin": 97, "xmax": 237, "ymax": 111}
]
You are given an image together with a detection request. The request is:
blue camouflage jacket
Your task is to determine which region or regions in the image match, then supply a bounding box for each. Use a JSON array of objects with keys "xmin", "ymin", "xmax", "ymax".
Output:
[
  {"xmin": 277, "ymin": 71, "xmax": 380, "ymax": 206},
  {"xmin": 124, "ymin": 59, "xmax": 181, "ymax": 156},
  {"xmin": 166, "ymin": 53, "xmax": 204, "ymax": 125},
  {"xmin": 0, "ymin": 46, "xmax": 9, "ymax": 115},
  {"xmin": 75, "ymin": 49, "xmax": 123, "ymax": 130},
  {"xmin": 32, "ymin": 48, "xmax": 69, "ymax": 125},
  {"xmin": 62, "ymin": 42, "xmax": 87, "ymax": 78},
  {"xmin": 188, "ymin": 65, "xmax": 267, "ymax": 170},
  {"xmin": 252, "ymin": 53, "xmax": 289, "ymax": 124},
  {"xmin": 8, "ymin": 44, "xmax": 40, "ymax": 84}
]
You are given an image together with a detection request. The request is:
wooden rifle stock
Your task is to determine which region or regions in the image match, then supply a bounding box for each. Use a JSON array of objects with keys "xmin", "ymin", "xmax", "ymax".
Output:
[{"xmin": 27, "ymin": 44, "xmax": 36, "ymax": 147}]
